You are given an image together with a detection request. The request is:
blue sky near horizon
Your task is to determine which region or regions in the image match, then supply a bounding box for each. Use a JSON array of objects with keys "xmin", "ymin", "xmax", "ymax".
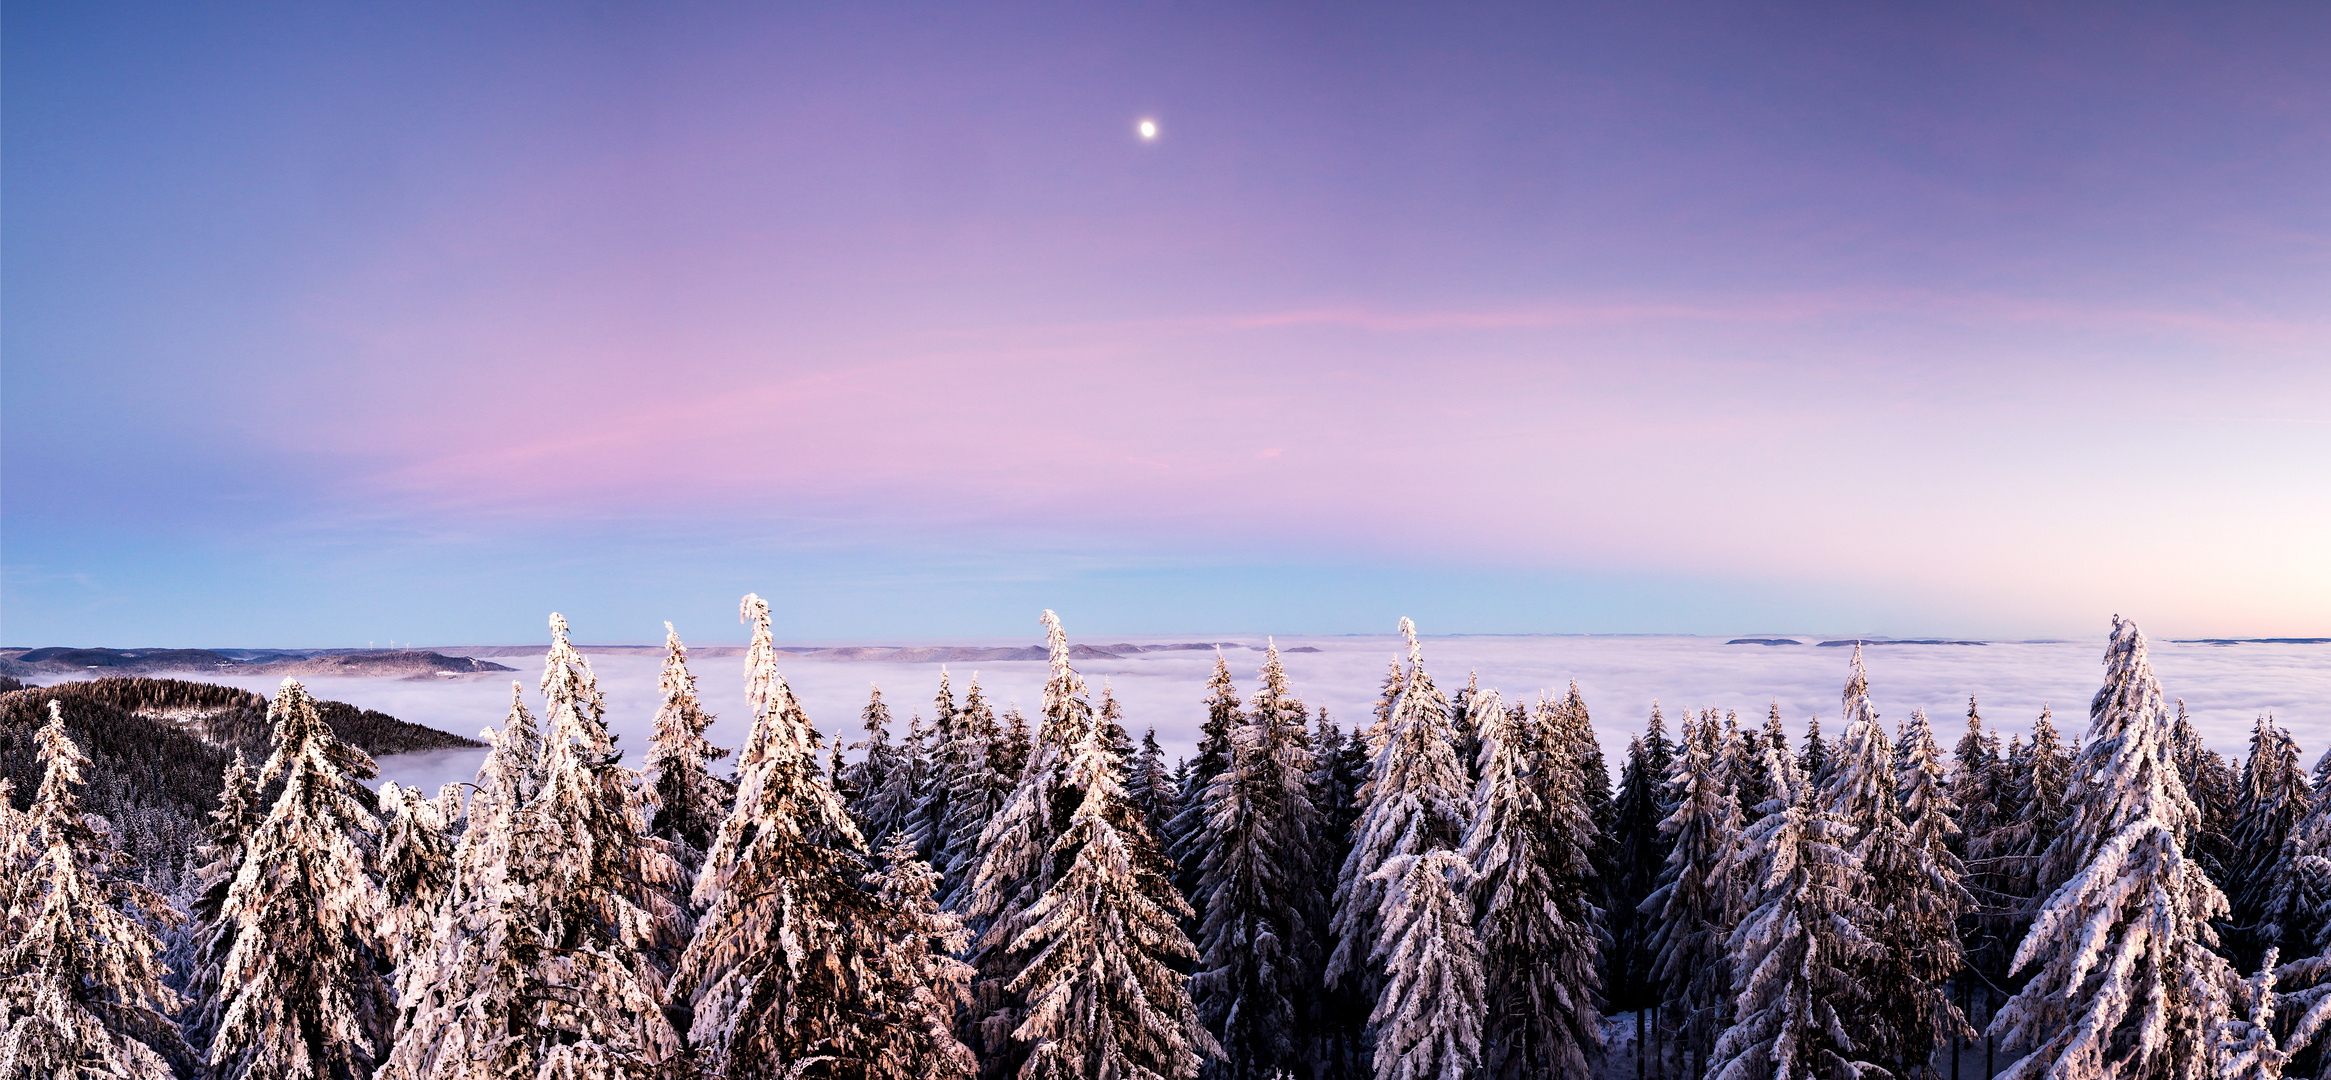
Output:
[{"xmin": 6, "ymin": 2, "xmax": 2329, "ymax": 647}]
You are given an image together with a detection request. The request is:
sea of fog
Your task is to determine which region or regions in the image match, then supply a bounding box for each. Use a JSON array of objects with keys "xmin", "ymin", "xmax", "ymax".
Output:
[{"xmin": 109, "ymin": 634, "xmax": 2331, "ymax": 797}]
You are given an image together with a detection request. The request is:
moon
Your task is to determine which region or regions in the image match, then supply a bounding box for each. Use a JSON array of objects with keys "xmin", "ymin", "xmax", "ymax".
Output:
[{"xmin": 1138, "ymin": 119, "xmax": 1158, "ymax": 140}]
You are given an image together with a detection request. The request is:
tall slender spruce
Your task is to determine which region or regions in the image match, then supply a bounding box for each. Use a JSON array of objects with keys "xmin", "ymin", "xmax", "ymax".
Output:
[{"xmin": 1988, "ymin": 617, "xmax": 2236, "ymax": 1080}]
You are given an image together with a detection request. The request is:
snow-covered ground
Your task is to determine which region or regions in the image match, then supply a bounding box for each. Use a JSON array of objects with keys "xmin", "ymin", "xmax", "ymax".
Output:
[{"xmin": 104, "ymin": 632, "xmax": 2327, "ymax": 798}]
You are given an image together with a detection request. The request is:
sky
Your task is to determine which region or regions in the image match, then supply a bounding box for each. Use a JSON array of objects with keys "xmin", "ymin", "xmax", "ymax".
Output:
[{"xmin": 5, "ymin": 2, "xmax": 2329, "ymax": 647}]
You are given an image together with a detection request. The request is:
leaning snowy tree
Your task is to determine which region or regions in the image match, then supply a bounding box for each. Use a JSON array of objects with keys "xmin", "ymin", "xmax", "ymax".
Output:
[
  {"xmin": 1461, "ymin": 689, "xmax": 1602, "ymax": 1079},
  {"xmin": 206, "ymin": 678, "xmax": 391, "ymax": 1080},
  {"xmin": 671, "ymin": 594, "xmax": 873, "ymax": 1078},
  {"xmin": 646, "ymin": 622, "xmax": 731, "ymax": 872},
  {"xmin": 1989, "ymin": 617, "xmax": 2240, "ymax": 1080},
  {"xmin": 1363, "ymin": 850, "xmax": 1486, "ymax": 1080},
  {"xmin": 0, "ymin": 702, "xmax": 191, "ymax": 1080},
  {"xmin": 1192, "ymin": 640, "xmax": 1319, "ymax": 1080},
  {"xmin": 1007, "ymin": 674, "xmax": 1217, "ymax": 1080},
  {"xmin": 1326, "ymin": 618, "xmax": 1473, "ymax": 1015}
]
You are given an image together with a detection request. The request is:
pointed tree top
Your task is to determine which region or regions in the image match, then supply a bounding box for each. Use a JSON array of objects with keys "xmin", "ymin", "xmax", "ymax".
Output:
[
  {"xmin": 1399, "ymin": 616, "xmax": 1420, "ymax": 663},
  {"xmin": 2092, "ymin": 615, "xmax": 2163, "ymax": 728},
  {"xmin": 549, "ymin": 610, "xmax": 570, "ymax": 640}
]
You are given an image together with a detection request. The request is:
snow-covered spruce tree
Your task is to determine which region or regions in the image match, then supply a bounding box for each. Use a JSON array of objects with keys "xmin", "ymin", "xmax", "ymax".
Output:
[
  {"xmin": 859, "ymin": 695, "xmax": 931, "ymax": 856},
  {"xmin": 1306, "ymin": 708, "xmax": 1374, "ymax": 1080},
  {"xmin": 1193, "ymin": 641, "xmax": 1318, "ymax": 1080},
  {"xmin": 963, "ymin": 611, "xmax": 1104, "ymax": 1076},
  {"xmin": 2173, "ymin": 700, "xmax": 2242, "ymax": 893},
  {"xmin": 0, "ymin": 702, "xmax": 190, "ymax": 1080},
  {"xmin": 1953, "ymin": 698, "xmax": 2014, "ymax": 981},
  {"xmin": 2265, "ymin": 783, "xmax": 2331, "ymax": 975},
  {"xmin": 1566, "ymin": 682, "xmax": 1616, "ymax": 875},
  {"xmin": 850, "ymin": 685, "xmax": 902, "ymax": 832},
  {"xmin": 1727, "ymin": 713, "xmax": 1774, "ymax": 826},
  {"xmin": 1325, "ymin": 619, "xmax": 1472, "ymax": 1011},
  {"xmin": 670, "ymin": 595, "xmax": 868, "ymax": 1077},
  {"xmin": 939, "ymin": 673, "xmax": 1011, "ymax": 909},
  {"xmin": 1869, "ymin": 706, "xmax": 1972, "ymax": 1074},
  {"xmin": 377, "ymin": 782, "xmax": 455, "ymax": 970},
  {"xmin": 380, "ymin": 683, "xmax": 554, "ymax": 1080},
  {"xmin": 2216, "ymin": 951, "xmax": 2289, "ymax": 1080},
  {"xmin": 1133, "ymin": 729, "xmax": 1181, "ymax": 842},
  {"xmin": 1364, "ymin": 850, "xmax": 1485, "ymax": 1080},
  {"xmin": 1645, "ymin": 711, "xmax": 1740, "ymax": 1075},
  {"xmin": 173, "ymin": 750, "xmax": 262, "ymax": 1054},
  {"xmin": 1099, "ymin": 681, "xmax": 1136, "ymax": 766},
  {"xmin": 1989, "ymin": 617, "xmax": 2237, "ymax": 1080},
  {"xmin": 1463, "ymin": 689, "xmax": 1602, "ymax": 1078},
  {"xmin": 1007, "ymin": 656, "xmax": 1216, "ymax": 1080},
  {"xmin": 915, "ymin": 669, "xmax": 964, "ymax": 881},
  {"xmin": 503, "ymin": 614, "xmax": 689, "ymax": 1077},
  {"xmin": 1172, "ymin": 651, "xmax": 1246, "ymax": 915},
  {"xmin": 1799, "ymin": 715, "xmax": 1831, "ymax": 790},
  {"xmin": 1607, "ymin": 707, "xmax": 1676, "ymax": 1022},
  {"xmin": 832, "ymin": 736, "xmax": 860, "ymax": 806},
  {"xmin": 1706, "ymin": 781, "xmax": 1882, "ymax": 1080},
  {"xmin": 208, "ymin": 678, "xmax": 390, "ymax": 1080},
  {"xmin": 1451, "ymin": 671, "xmax": 1485, "ymax": 787},
  {"xmin": 862, "ymin": 833, "xmax": 979, "ymax": 1080},
  {"xmin": 647, "ymin": 622, "xmax": 730, "ymax": 871},
  {"xmin": 0, "ymin": 779, "xmax": 27, "ymax": 923},
  {"xmin": 992, "ymin": 707, "xmax": 1033, "ymax": 790},
  {"xmin": 2231, "ymin": 715, "xmax": 2313, "ymax": 971},
  {"xmin": 1824, "ymin": 668, "xmax": 1973, "ymax": 1073},
  {"xmin": 1995, "ymin": 705, "xmax": 2071, "ymax": 903}
]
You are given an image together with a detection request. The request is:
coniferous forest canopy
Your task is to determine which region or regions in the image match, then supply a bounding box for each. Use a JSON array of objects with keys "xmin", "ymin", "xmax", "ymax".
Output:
[{"xmin": 5, "ymin": 604, "xmax": 2329, "ymax": 1080}]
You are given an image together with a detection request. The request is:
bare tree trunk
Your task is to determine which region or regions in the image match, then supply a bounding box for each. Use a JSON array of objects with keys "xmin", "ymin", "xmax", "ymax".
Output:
[
  {"xmin": 1636, "ymin": 1008, "xmax": 1645, "ymax": 1080},
  {"xmin": 1952, "ymin": 978, "xmax": 1962, "ymax": 1079}
]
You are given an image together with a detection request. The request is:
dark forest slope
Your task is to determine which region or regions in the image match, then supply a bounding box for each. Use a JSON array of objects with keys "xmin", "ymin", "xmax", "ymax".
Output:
[{"xmin": 0, "ymin": 677, "xmax": 482, "ymax": 889}]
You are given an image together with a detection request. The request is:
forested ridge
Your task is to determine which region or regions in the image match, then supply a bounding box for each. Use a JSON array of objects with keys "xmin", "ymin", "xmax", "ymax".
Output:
[
  {"xmin": 3, "ymin": 606, "xmax": 2325, "ymax": 1080},
  {"xmin": 0, "ymin": 677, "xmax": 482, "ymax": 892}
]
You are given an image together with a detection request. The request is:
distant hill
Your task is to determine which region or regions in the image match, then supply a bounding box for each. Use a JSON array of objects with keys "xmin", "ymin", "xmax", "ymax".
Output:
[
  {"xmin": 446, "ymin": 641, "xmax": 1316, "ymax": 662},
  {"xmin": 0, "ymin": 646, "xmax": 513, "ymax": 679},
  {"xmin": 0, "ymin": 677, "xmax": 483, "ymax": 889}
]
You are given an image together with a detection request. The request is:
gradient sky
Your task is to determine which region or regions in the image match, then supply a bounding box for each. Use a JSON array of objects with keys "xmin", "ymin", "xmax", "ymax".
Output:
[{"xmin": 6, "ymin": 2, "xmax": 2329, "ymax": 647}]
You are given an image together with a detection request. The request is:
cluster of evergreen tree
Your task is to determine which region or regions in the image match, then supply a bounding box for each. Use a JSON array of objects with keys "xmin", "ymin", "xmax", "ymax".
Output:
[{"xmin": 9, "ymin": 610, "xmax": 2331, "ymax": 1080}]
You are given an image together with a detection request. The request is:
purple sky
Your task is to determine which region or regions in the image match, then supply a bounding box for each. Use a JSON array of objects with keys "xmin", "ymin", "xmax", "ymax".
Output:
[{"xmin": 6, "ymin": 3, "xmax": 2328, "ymax": 646}]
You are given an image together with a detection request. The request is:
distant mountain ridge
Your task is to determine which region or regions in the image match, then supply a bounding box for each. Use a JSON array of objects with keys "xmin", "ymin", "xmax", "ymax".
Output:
[
  {"xmin": 442, "ymin": 641, "xmax": 1322, "ymax": 662},
  {"xmin": 0, "ymin": 646, "xmax": 514, "ymax": 678}
]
